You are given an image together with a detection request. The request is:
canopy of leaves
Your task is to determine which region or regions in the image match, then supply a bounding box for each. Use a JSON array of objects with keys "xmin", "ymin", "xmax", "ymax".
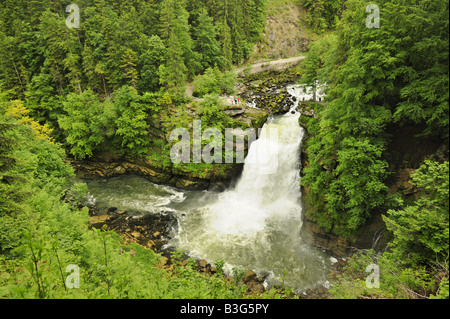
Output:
[{"xmin": 300, "ymin": 0, "xmax": 449, "ymax": 238}]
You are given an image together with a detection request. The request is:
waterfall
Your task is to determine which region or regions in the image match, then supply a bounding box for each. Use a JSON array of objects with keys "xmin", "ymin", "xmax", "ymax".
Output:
[
  {"xmin": 174, "ymin": 84, "xmax": 332, "ymax": 291},
  {"xmin": 208, "ymin": 111, "xmax": 303, "ymax": 235}
]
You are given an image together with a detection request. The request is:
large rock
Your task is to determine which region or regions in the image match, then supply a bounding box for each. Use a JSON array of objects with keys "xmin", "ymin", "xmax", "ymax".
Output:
[
  {"xmin": 255, "ymin": 2, "xmax": 310, "ymax": 59},
  {"xmin": 299, "ymin": 210, "xmax": 389, "ymax": 258},
  {"xmin": 246, "ymin": 87, "xmax": 295, "ymax": 115},
  {"xmin": 243, "ymin": 270, "xmax": 257, "ymax": 283},
  {"xmin": 300, "ymin": 217, "xmax": 351, "ymax": 258},
  {"xmin": 243, "ymin": 270, "xmax": 266, "ymax": 294},
  {"xmin": 92, "ymin": 206, "xmax": 179, "ymax": 253},
  {"xmin": 225, "ymin": 108, "xmax": 246, "ymax": 117}
]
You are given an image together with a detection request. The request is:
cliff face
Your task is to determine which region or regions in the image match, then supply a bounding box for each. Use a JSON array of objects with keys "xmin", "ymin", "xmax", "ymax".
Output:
[
  {"xmin": 299, "ymin": 207, "xmax": 389, "ymax": 258},
  {"xmin": 251, "ymin": 1, "xmax": 316, "ymax": 60},
  {"xmin": 72, "ymin": 157, "xmax": 244, "ymax": 191}
]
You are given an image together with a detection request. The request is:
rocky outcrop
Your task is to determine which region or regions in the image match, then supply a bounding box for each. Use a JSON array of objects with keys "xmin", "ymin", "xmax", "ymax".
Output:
[
  {"xmin": 253, "ymin": 2, "xmax": 310, "ymax": 59},
  {"xmin": 237, "ymin": 64, "xmax": 305, "ymax": 115},
  {"xmin": 300, "ymin": 210, "xmax": 387, "ymax": 258},
  {"xmin": 300, "ymin": 216, "xmax": 351, "ymax": 258},
  {"xmin": 242, "ymin": 270, "xmax": 266, "ymax": 294},
  {"xmin": 73, "ymin": 156, "xmax": 243, "ymax": 191},
  {"xmin": 300, "ymin": 211, "xmax": 389, "ymax": 258},
  {"xmin": 88, "ymin": 205, "xmax": 179, "ymax": 253},
  {"xmin": 244, "ymin": 86, "xmax": 296, "ymax": 114}
]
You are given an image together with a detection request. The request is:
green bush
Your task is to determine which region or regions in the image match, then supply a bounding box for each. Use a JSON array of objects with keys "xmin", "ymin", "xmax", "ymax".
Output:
[
  {"xmin": 193, "ymin": 67, "xmax": 236, "ymax": 98},
  {"xmin": 384, "ymin": 161, "xmax": 449, "ymax": 266}
]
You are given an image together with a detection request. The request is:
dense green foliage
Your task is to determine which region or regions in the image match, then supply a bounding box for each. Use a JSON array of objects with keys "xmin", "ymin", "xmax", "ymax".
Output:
[
  {"xmin": 0, "ymin": 0, "xmax": 266, "ymax": 98},
  {"xmin": 0, "ymin": 104, "xmax": 297, "ymax": 299},
  {"xmin": 299, "ymin": 0, "xmax": 449, "ymax": 299},
  {"xmin": 300, "ymin": 0, "xmax": 449, "ymax": 238},
  {"xmin": 384, "ymin": 161, "xmax": 449, "ymax": 267},
  {"xmin": 303, "ymin": 0, "xmax": 345, "ymax": 33},
  {"xmin": 192, "ymin": 66, "xmax": 237, "ymax": 97},
  {"xmin": 330, "ymin": 161, "xmax": 449, "ymax": 299},
  {"xmin": 0, "ymin": 0, "xmax": 267, "ymax": 158},
  {"xmin": 0, "ymin": 0, "xmax": 274, "ymax": 300}
]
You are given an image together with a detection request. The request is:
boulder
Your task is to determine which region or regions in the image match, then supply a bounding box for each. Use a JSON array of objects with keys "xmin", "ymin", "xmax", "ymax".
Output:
[
  {"xmin": 243, "ymin": 270, "xmax": 257, "ymax": 283},
  {"xmin": 159, "ymin": 257, "xmax": 169, "ymax": 268},
  {"xmin": 225, "ymin": 108, "xmax": 246, "ymax": 117},
  {"xmin": 89, "ymin": 215, "xmax": 111, "ymax": 229},
  {"xmin": 247, "ymin": 281, "xmax": 265, "ymax": 294},
  {"xmin": 198, "ymin": 259, "xmax": 208, "ymax": 268}
]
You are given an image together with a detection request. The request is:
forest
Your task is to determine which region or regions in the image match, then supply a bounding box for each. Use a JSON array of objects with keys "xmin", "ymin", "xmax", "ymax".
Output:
[{"xmin": 0, "ymin": 0, "xmax": 449, "ymax": 300}]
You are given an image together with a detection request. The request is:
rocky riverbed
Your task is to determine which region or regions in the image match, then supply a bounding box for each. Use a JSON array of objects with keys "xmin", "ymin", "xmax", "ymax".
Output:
[{"xmin": 85, "ymin": 202, "xmax": 342, "ymax": 299}]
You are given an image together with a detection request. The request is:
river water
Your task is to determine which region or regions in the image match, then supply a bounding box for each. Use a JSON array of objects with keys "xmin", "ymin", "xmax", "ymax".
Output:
[{"xmin": 83, "ymin": 85, "xmax": 334, "ymax": 293}]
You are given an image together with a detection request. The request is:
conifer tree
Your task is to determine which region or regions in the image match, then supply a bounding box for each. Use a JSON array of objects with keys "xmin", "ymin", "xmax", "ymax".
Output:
[
  {"xmin": 120, "ymin": 48, "xmax": 139, "ymax": 90},
  {"xmin": 173, "ymin": 0, "xmax": 202, "ymax": 76},
  {"xmin": 139, "ymin": 35, "xmax": 167, "ymax": 92},
  {"xmin": 159, "ymin": 0, "xmax": 175, "ymax": 44},
  {"xmin": 193, "ymin": 8, "xmax": 225, "ymax": 69},
  {"xmin": 0, "ymin": 31, "xmax": 28, "ymax": 98},
  {"xmin": 221, "ymin": 11, "xmax": 233, "ymax": 69},
  {"xmin": 159, "ymin": 32, "xmax": 188, "ymax": 91}
]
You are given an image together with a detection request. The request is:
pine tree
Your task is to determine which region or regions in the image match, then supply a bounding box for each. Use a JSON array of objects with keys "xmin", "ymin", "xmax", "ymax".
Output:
[
  {"xmin": 159, "ymin": 32, "xmax": 187, "ymax": 91},
  {"xmin": 0, "ymin": 30, "xmax": 29, "ymax": 98},
  {"xmin": 64, "ymin": 52, "xmax": 83, "ymax": 94},
  {"xmin": 39, "ymin": 11, "xmax": 71, "ymax": 95},
  {"xmin": 82, "ymin": 45, "xmax": 102, "ymax": 95},
  {"xmin": 221, "ymin": 7, "xmax": 233, "ymax": 69},
  {"xmin": 139, "ymin": 35, "xmax": 167, "ymax": 92},
  {"xmin": 193, "ymin": 8, "xmax": 224, "ymax": 69},
  {"xmin": 120, "ymin": 48, "xmax": 139, "ymax": 90},
  {"xmin": 229, "ymin": 0, "xmax": 245, "ymax": 63},
  {"xmin": 248, "ymin": 0, "xmax": 267, "ymax": 42},
  {"xmin": 83, "ymin": 4, "xmax": 110, "ymax": 96},
  {"xmin": 138, "ymin": 0, "xmax": 159, "ymax": 36},
  {"xmin": 173, "ymin": 0, "xmax": 202, "ymax": 76},
  {"xmin": 159, "ymin": 0, "xmax": 175, "ymax": 44}
]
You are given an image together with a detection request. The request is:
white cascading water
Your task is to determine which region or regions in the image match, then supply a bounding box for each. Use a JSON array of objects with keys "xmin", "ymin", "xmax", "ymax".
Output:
[{"xmin": 208, "ymin": 114, "xmax": 303, "ymax": 235}]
